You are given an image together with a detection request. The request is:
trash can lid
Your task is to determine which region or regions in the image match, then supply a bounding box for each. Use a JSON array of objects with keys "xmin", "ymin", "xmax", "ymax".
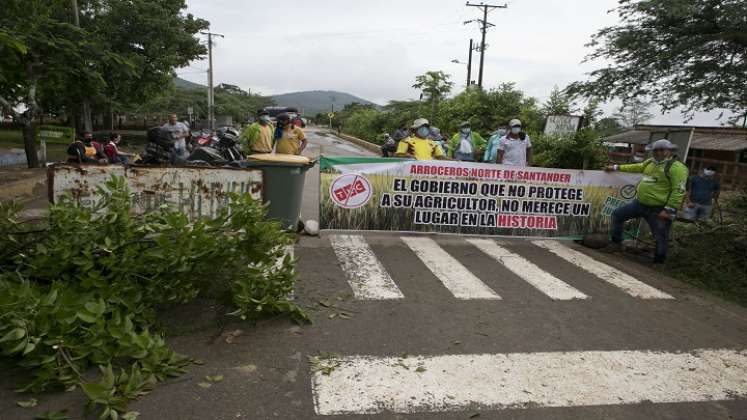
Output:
[{"xmin": 247, "ymin": 153, "xmax": 311, "ymax": 164}]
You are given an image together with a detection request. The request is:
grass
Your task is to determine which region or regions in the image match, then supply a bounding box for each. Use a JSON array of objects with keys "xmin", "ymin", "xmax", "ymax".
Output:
[{"xmin": 0, "ymin": 129, "xmax": 23, "ymax": 147}]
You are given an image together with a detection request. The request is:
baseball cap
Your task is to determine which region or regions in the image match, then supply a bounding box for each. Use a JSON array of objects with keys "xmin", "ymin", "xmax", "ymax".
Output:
[
  {"xmin": 412, "ymin": 118, "xmax": 430, "ymax": 129},
  {"xmin": 645, "ymin": 139, "xmax": 677, "ymax": 151},
  {"xmin": 509, "ymin": 118, "xmax": 522, "ymax": 127}
]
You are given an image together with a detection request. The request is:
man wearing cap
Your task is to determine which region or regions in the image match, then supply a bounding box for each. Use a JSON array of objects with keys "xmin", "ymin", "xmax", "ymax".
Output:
[
  {"xmin": 395, "ymin": 118, "xmax": 445, "ymax": 160},
  {"xmin": 496, "ymin": 119, "xmax": 532, "ymax": 166},
  {"xmin": 448, "ymin": 121, "xmax": 485, "ymax": 161},
  {"xmin": 240, "ymin": 110, "xmax": 275, "ymax": 155},
  {"xmin": 604, "ymin": 139, "xmax": 689, "ymax": 263},
  {"xmin": 683, "ymin": 166, "xmax": 720, "ymax": 222}
]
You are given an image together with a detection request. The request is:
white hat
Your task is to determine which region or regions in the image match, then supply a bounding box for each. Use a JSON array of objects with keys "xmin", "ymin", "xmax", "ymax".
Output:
[
  {"xmin": 646, "ymin": 139, "xmax": 677, "ymax": 151},
  {"xmin": 412, "ymin": 118, "xmax": 430, "ymax": 129},
  {"xmin": 509, "ymin": 118, "xmax": 522, "ymax": 127}
]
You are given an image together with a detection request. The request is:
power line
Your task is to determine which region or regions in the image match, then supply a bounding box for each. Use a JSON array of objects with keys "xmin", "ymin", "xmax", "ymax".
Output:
[{"xmin": 465, "ymin": 2, "xmax": 508, "ymax": 88}]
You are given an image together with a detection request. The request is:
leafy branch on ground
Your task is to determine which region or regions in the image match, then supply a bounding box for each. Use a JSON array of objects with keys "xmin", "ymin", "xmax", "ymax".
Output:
[{"xmin": 0, "ymin": 176, "xmax": 308, "ymax": 418}]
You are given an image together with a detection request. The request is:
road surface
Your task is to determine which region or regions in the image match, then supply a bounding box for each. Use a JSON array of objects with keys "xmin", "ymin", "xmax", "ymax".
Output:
[{"xmin": 2, "ymin": 128, "xmax": 746, "ymax": 419}]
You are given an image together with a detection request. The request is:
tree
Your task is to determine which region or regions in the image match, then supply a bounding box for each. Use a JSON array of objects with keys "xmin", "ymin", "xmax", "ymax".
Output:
[
  {"xmin": 412, "ymin": 71, "xmax": 453, "ymax": 121},
  {"xmin": 568, "ymin": 0, "xmax": 747, "ymax": 119},
  {"xmin": 541, "ymin": 85, "xmax": 577, "ymax": 116},
  {"xmin": 581, "ymin": 98, "xmax": 604, "ymax": 128},
  {"xmin": 595, "ymin": 117, "xmax": 626, "ymax": 137},
  {"xmin": 613, "ymin": 98, "xmax": 653, "ymax": 128}
]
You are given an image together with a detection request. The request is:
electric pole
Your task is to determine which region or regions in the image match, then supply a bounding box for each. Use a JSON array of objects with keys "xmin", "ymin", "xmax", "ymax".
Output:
[
  {"xmin": 200, "ymin": 31, "xmax": 224, "ymax": 130},
  {"xmin": 465, "ymin": 2, "xmax": 507, "ymax": 88}
]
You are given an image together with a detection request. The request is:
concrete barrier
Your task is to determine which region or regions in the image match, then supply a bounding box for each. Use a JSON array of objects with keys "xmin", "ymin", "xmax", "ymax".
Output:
[{"xmin": 332, "ymin": 132, "xmax": 382, "ymax": 155}]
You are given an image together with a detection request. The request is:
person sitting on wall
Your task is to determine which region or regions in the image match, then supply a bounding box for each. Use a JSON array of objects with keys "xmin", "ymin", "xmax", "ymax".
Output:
[
  {"xmin": 104, "ymin": 133, "xmax": 135, "ymax": 165},
  {"xmin": 67, "ymin": 137, "xmax": 105, "ymax": 164},
  {"xmin": 395, "ymin": 118, "xmax": 446, "ymax": 160}
]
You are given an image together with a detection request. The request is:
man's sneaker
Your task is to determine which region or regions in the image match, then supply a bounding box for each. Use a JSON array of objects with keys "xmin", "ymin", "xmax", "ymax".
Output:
[{"xmin": 598, "ymin": 242, "xmax": 624, "ymax": 254}]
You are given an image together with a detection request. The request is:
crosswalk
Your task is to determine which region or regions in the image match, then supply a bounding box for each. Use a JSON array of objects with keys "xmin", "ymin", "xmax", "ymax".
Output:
[{"xmin": 327, "ymin": 234, "xmax": 673, "ymax": 302}]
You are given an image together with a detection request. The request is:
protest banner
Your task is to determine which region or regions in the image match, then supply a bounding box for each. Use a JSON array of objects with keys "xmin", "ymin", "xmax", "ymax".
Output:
[{"xmin": 320, "ymin": 157, "xmax": 642, "ymax": 239}]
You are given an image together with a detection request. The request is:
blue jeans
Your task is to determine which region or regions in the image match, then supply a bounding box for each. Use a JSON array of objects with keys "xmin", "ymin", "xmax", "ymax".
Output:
[{"xmin": 611, "ymin": 200, "xmax": 671, "ymax": 262}]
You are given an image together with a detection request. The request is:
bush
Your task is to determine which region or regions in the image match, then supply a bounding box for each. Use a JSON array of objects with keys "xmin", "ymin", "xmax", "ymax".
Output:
[
  {"xmin": 531, "ymin": 128, "xmax": 609, "ymax": 170},
  {"xmin": 0, "ymin": 177, "xmax": 307, "ymax": 418}
]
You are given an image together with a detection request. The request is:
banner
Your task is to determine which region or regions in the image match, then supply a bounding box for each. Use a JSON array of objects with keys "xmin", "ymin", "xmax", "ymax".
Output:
[{"xmin": 320, "ymin": 157, "xmax": 642, "ymax": 239}]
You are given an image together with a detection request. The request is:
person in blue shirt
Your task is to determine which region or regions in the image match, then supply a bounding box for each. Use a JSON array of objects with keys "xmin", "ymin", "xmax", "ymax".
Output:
[
  {"xmin": 683, "ymin": 166, "xmax": 720, "ymax": 222},
  {"xmin": 483, "ymin": 125, "xmax": 508, "ymax": 163}
]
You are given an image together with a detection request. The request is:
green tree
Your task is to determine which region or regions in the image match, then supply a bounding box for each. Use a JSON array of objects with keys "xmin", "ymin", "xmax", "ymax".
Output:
[
  {"xmin": 568, "ymin": 0, "xmax": 747, "ymax": 119},
  {"xmin": 613, "ymin": 97, "xmax": 653, "ymax": 128},
  {"xmin": 595, "ymin": 117, "xmax": 625, "ymax": 137},
  {"xmin": 412, "ymin": 71, "xmax": 454, "ymax": 121},
  {"xmin": 541, "ymin": 85, "xmax": 577, "ymax": 116},
  {"xmin": 581, "ymin": 98, "xmax": 604, "ymax": 128}
]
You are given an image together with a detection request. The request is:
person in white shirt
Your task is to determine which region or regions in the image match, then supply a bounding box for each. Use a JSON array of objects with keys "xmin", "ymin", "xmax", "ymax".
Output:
[
  {"xmin": 497, "ymin": 118, "xmax": 532, "ymax": 166},
  {"xmin": 161, "ymin": 113, "xmax": 190, "ymax": 160}
]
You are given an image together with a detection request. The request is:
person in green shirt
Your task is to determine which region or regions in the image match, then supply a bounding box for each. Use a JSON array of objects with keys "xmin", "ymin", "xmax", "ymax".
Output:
[
  {"xmin": 603, "ymin": 139, "xmax": 689, "ymax": 263},
  {"xmin": 240, "ymin": 110, "xmax": 275, "ymax": 154},
  {"xmin": 448, "ymin": 121, "xmax": 486, "ymax": 161}
]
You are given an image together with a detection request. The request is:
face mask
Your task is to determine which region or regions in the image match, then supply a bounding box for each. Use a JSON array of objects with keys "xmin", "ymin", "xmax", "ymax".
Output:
[
  {"xmin": 259, "ymin": 116, "xmax": 270, "ymax": 123},
  {"xmin": 417, "ymin": 127, "xmax": 430, "ymax": 138},
  {"xmin": 703, "ymin": 169, "xmax": 715, "ymax": 177},
  {"xmin": 497, "ymin": 129, "xmax": 507, "ymax": 137},
  {"xmin": 461, "ymin": 128, "xmax": 471, "ymax": 135},
  {"xmin": 511, "ymin": 127, "xmax": 521, "ymax": 134}
]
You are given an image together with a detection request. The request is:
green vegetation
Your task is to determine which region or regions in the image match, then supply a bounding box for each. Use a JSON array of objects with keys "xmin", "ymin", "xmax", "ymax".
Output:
[
  {"xmin": 0, "ymin": 177, "xmax": 307, "ymax": 418},
  {"xmin": 669, "ymin": 187, "xmax": 747, "ymax": 306},
  {"xmin": 0, "ymin": 128, "xmax": 22, "ymax": 145}
]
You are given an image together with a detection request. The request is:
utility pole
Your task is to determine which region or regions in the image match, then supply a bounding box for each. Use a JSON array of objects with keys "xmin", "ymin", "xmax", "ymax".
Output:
[
  {"xmin": 465, "ymin": 2, "xmax": 507, "ymax": 88},
  {"xmin": 467, "ymin": 39, "xmax": 474, "ymax": 86},
  {"xmin": 200, "ymin": 31, "xmax": 224, "ymax": 130}
]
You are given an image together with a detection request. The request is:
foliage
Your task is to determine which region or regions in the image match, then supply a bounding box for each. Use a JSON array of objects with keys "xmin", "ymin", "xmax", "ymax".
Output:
[
  {"xmin": 541, "ymin": 85, "xmax": 578, "ymax": 116},
  {"xmin": 595, "ymin": 117, "xmax": 626, "ymax": 137},
  {"xmin": 412, "ymin": 71, "xmax": 454, "ymax": 121},
  {"xmin": 613, "ymin": 97, "xmax": 653, "ymax": 128},
  {"xmin": 532, "ymin": 128, "xmax": 609, "ymax": 170},
  {"xmin": 669, "ymin": 186, "xmax": 747, "ymax": 306},
  {"xmin": 581, "ymin": 98, "xmax": 604, "ymax": 128},
  {"xmin": 568, "ymin": 0, "xmax": 747, "ymax": 119},
  {"xmin": 0, "ymin": 177, "xmax": 306, "ymax": 417},
  {"xmin": 133, "ymin": 83, "xmax": 274, "ymax": 123}
]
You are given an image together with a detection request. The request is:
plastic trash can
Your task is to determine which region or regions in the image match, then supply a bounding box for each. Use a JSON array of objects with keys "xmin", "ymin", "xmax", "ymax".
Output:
[{"xmin": 244, "ymin": 153, "xmax": 316, "ymax": 230}]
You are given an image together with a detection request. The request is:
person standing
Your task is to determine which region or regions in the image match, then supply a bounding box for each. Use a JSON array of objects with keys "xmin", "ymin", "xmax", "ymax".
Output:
[
  {"xmin": 240, "ymin": 110, "xmax": 275, "ymax": 154},
  {"xmin": 683, "ymin": 166, "xmax": 720, "ymax": 222},
  {"xmin": 483, "ymin": 124, "xmax": 508, "ymax": 163},
  {"xmin": 448, "ymin": 121, "xmax": 485, "ymax": 161},
  {"xmin": 161, "ymin": 113, "xmax": 190, "ymax": 160},
  {"xmin": 395, "ymin": 118, "xmax": 445, "ymax": 160},
  {"xmin": 274, "ymin": 113, "xmax": 308, "ymax": 155},
  {"xmin": 603, "ymin": 139, "xmax": 689, "ymax": 263},
  {"xmin": 381, "ymin": 133, "xmax": 397, "ymax": 157},
  {"xmin": 496, "ymin": 119, "xmax": 532, "ymax": 166}
]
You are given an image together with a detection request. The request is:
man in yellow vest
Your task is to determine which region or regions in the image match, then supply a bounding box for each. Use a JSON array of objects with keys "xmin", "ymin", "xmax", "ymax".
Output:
[{"xmin": 240, "ymin": 110, "xmax": 275, "ymax": 154}]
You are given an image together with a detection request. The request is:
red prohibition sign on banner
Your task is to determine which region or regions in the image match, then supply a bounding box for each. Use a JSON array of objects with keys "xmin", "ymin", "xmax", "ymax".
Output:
[{"xmin": 329, "ymin": 173, "xmax": 372, "ymax": 209}]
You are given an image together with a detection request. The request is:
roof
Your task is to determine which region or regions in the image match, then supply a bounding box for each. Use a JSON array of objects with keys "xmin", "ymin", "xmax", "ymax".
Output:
[{"xmin": 603, "ymin": 125, "xmax": 747, "ymax": 151}]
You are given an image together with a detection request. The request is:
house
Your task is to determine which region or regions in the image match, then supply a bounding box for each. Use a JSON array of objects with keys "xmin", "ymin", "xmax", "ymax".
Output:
[{"xmin": 603, "ymin": 125, "xmax": 747, "ymax": 188}]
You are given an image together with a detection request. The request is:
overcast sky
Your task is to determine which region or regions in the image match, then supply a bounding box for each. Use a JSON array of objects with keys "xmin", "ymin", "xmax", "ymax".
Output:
[{"xmin": 179, "ymin": 0, "xmax": 735, "ymax": 126}]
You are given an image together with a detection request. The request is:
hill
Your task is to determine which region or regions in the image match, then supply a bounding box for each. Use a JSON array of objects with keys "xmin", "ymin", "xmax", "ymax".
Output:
[
  {"xmin": 174, "ymin": 77, "xmax": 206, "ymax": 90},
  {"xmin": 270, "ymin": 90, "xmax": 379, "ymax": 116}
]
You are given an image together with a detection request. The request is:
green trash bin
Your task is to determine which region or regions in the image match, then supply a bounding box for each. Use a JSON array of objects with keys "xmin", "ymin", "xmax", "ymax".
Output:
[{"xmin": 245, "ymin": 154, "xmax": 317, "ymax": 230}]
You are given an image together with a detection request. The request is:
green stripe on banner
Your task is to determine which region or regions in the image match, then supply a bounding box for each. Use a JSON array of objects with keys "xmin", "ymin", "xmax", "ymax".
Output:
[{"xmin": 320, "ymin": 156, "xmax": 410, "ymax": 171}]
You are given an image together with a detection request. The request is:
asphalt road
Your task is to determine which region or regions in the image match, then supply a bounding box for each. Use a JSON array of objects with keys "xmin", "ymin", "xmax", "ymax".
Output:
[{"xmin": 2, "ymin": 129, "xmax": 746, "ymax": 420}]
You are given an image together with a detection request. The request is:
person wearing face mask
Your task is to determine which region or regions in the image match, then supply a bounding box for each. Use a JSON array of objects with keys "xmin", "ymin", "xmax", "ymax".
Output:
[
  {"xmin": 483, "ymin": 124, "xmax": 508, "ymax": 163},
  {"xmin": 603, "ymin": 139, "xmax": 689, "ymax": 263},
  {"xmin": 497, "ymin": 119, "xmax": 532, "ymax": 166},
  {"xmin": 683, "ymin": 166, "xmax": 720, "ymax": 222},
  {"xmin": 275, "ymin": 113, "xmax": 307, "ymax": 155},
  {"xmin": 448, "ymin": 121, "xmax": 485, "ymax": 161},
  {"xmin": 395, "ymin": 118, "xmax": 445, "ymax": 160},
  {"xmin": 240, "ymin": 110, "xmax": 275, "ymax": 154}
]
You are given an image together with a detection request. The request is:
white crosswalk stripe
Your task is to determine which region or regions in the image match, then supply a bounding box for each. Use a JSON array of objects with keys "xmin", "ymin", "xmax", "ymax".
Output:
[
  {"xmin": 329, "ymin": 234, "xmax": 404, "ymax": 300},
  {"xmin": 467, "ymin": 238, "xmax": 588, "ymax": 300},
  {"xmin": 311, "ymin": 348, "xmax": 747, "ymax": 415},
  {"xmin": 532, "ymin": 240, "xmax": 674, "ymax": 299},
  {"xmin": 401, "ymin": 236, "xmax": 501, "ymax": 300}
]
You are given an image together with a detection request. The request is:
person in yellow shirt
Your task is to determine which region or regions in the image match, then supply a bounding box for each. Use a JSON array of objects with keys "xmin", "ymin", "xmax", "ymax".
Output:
[
  {"xmin": 274, "ymin": 113, "xmax": 307, "ymax": 155},
  {"xmin": 240, "ymin": 110, "xmax": 275, "ymax": 154},
  {"xmin": 395, "ymin": 118, "xmax": 446, "ymax": 160}
]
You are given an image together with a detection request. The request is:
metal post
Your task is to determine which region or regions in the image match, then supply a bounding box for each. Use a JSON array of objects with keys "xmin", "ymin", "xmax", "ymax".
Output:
[
  {"xmin": 467, "ymin": 39, "xmax": 473, "ymax": 86},
  {"xmin": 478, "ymin": 6, "xmax": 487, "ymax": 87},
  {"xmin": 207, "ymin": 33, "xmax": 214, "ymax": 130}
]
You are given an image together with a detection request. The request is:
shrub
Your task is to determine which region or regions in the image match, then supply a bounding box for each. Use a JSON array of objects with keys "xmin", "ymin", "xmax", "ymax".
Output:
[{"xmin": 0, "ymin": 177, "xmax": 307, "ymax": 418}]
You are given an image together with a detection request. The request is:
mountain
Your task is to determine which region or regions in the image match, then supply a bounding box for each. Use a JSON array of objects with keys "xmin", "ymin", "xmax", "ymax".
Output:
[
  {"xmin": 270, "ymin": 90, "xmax": 379, "ymax": 116},
  {"xmin": 174, "ymin": 77, "xmax": 206, "ymax": 90}
]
